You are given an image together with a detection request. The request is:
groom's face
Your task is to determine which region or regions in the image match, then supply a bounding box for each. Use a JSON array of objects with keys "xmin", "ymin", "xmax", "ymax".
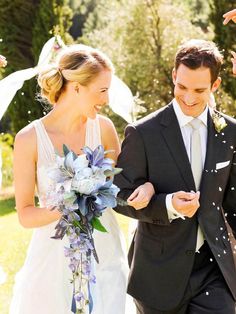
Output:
[{"xmin": 172, "ymin": 64, "xmax": 221, "ymax": 117}]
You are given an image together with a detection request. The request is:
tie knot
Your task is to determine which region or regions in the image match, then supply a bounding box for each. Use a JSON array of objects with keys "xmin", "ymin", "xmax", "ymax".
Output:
[{"xmin": 189, "ymin": 118, "xmax": 202, "ymax": 130}]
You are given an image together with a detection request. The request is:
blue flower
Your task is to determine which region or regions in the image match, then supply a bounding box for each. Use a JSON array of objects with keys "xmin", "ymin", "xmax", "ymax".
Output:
[{"xmin": 83, "ymin": 145, "xmax": 113, "ymax": 171}]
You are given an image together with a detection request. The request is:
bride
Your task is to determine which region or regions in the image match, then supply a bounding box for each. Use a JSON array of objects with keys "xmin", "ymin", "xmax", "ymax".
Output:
[{"xmin": 10, "ymin": 44, "xmax": 154, "ymax": 314}]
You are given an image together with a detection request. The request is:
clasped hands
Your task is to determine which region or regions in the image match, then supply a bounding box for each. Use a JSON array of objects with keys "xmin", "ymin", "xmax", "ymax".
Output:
[
  {"xmin": 128, "ymin": 181, "xmax": 200, "ymax": 218},
  {"xmin": 171, "ymin": 191, "xmax": 200, "ymax": 218}
]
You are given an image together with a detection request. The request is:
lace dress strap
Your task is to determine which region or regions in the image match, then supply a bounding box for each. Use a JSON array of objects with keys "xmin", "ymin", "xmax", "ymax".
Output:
[
  {"xmin": 33, "ymin": 119, "xmax": 55, "ymax": 166},
  {"xmin": 85, "ymin": 116, "xmax": 102, "ymax": 149}
]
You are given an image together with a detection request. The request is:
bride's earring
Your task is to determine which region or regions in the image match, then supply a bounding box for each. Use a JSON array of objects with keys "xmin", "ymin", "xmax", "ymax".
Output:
[{"xmin": 75, "ymin": 86, "xmax": 79, "ymax": 94}]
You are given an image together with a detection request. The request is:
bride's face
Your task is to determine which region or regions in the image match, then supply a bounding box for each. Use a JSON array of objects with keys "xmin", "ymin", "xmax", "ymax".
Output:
[{"xmin": 77, "ymin": 70, "xmax": 112, "ymax": 119}]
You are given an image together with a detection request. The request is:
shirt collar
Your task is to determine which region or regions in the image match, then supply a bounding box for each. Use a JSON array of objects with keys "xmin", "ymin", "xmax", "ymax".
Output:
[{"xmin": 173, "ymin": 98, "xmax": 208, "ymax": 128}]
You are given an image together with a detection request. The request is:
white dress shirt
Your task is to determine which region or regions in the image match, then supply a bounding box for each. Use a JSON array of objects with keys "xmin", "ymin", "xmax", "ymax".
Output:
[{"xmin": 166, "ymin": 99, "xmax": 208, "ymax": 236}]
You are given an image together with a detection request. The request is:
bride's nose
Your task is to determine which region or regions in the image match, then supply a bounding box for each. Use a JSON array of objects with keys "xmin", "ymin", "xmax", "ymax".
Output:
[{"xmin": 102, "ymin": 93, "xmax": 109, "ymax": 106}]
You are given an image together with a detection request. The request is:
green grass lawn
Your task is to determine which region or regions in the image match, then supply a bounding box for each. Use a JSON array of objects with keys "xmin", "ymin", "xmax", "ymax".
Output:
[{"xmin": 0, "ymin": 195, "xmax": 131, "ymax": 314}]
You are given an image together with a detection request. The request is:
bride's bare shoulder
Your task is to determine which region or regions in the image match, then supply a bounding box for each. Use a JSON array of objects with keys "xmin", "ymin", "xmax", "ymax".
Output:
[
  {"xmin": 98, "ymin": 114, "xmax": 116, "ymax": 132},
  {"xmin": 14, "ymin": 122, "xmax": 37, "ymax": 154}
]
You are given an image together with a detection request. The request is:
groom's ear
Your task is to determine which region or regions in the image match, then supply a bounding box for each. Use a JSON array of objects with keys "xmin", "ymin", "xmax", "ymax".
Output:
[
  {"xmin": 172, "ymin": 68, "xmax": 177, "ymax": 84},
  {"xmin": 211, "ymin": 77, "xmax": 221, "ymax": 92}
]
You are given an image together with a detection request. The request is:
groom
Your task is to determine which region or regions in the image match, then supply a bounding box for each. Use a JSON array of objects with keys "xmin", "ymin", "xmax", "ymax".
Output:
[{"xmin": 115, "ymin": 39, "xmax": 236, "ymax": 313}]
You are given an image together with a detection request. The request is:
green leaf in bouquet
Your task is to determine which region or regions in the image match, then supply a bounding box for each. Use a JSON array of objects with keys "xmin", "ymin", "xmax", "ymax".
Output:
[
  {"xmin": 54, "ymin": 148, "xmax": 61, "ymax": 156},
  {"xmin": 104, "ymin": 149, "xmax": 115, "ymax": 155},
  {"xmin": 91, "ymin": 217, "xmax": 108, "ymax": 233},
  {"xmin": 104, "ymin": 167, "xmax": 122, "ymax": 177},
  {"xmin": 63, "ymin": 144, "xmax": 70, "ymax": 156},
  {"xmin": 72, "ymin": 151, "xmax": 78, "ymax": 160},
  {"xmin": 104, "ymin": 169, "xmax": 113, "ymax": 177},
  {"xmin": 116, "ymin": 197, "xmax": 128, "ymax": 206},
  {"xmin": 113, "ymin": 167, "xmax": 122, "ymax": 175},
  {"xmin": 72, "ymin": 219, "xmax": 85, "ymax": 232}
]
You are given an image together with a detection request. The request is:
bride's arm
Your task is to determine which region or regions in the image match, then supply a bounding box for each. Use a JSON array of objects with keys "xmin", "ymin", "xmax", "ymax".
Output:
[
  {"xmin": 100, "ymin": 115, "xmax": 155, "ymax": 209},
  {"xmin": 13, "ymin": 125, "xmax": 61, "ymax": 228}
]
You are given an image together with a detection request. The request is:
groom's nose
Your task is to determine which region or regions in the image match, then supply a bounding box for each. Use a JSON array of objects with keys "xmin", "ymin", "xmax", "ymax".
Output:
[{"xmin": 184, "ymin": 93, "xmax": 196, "ymax": 105}]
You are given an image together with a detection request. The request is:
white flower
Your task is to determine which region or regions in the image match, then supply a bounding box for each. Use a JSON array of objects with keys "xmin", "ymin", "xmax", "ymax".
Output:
[
  {"xmin": 73, "ymin": 154, "xmax": 89, "ymax": 172},
  {"xmin": 48, "ymin": 164, "xmax": 65, "ymax": 182},
  {"xmin": 64, "ymin": 152, "xmax": 75, "ymax": 172},
  {"xmin": 63, "ymin": 191, "xmax": 77, "ymax": 208},
  {"xmin": 71, "ymin": 168, "xmax": 106, "ymax": 195},
  {"xmin": 212, "ymin": 113, "xmax": 227, "ymax": 133},
  {"xmin": 55, "ymin": 154, "xmax": 65, "ymax": 167},
  {"xmin": 56, "ymin": 179, "xmax": 72, "ymax": 193}
]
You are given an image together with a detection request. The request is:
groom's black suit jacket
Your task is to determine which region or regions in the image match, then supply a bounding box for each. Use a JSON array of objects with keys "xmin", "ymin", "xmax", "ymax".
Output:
[{"xmin": 114, "ymin": 102, "xmax": 236, "ymax": 311}]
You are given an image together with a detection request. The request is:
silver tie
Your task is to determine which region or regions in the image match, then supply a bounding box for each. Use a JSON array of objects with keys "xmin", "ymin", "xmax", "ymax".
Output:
[
  {"xmin": 189, "ymin": 118, "xmax": 202, "ymax": 190},
  {"xmin": 189, "ymin": 118, "xmax": 204, "ymax": 251}
]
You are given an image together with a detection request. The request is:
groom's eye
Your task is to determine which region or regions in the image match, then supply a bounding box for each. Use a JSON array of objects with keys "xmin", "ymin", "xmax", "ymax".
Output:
[{"xmin": 177, "ymin": 84, "xmax": 187, "ymax": 90}]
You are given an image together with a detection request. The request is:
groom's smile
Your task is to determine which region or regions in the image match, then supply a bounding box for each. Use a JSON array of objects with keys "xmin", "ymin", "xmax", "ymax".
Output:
[{"xmin": 172, "ymin": 64, "xmax": 221, "ymax": 117}]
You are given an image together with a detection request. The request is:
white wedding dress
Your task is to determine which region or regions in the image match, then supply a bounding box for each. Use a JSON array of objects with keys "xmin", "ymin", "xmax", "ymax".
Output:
[{"xmin": 10, "ymin": 117, "xmax": 133, "ymax": 314}]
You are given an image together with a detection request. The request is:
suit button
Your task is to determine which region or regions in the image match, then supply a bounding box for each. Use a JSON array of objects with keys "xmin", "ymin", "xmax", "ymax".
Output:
[
  {"xmin": 152, "ymin": 219, "xmax": 160, "ymax": 224},
  {"xmin": 185, "ymin": 250, "xmax": 194, "ymax": 256}
]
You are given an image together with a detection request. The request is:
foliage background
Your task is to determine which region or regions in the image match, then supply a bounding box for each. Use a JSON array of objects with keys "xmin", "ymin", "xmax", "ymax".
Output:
[
  {"xmin": 0, "ymin": 0, "xmax": 236, "ymax": 136},
  {"xmin": 0, "ymin": 1, "xmax": 236, "ymax": 313}
]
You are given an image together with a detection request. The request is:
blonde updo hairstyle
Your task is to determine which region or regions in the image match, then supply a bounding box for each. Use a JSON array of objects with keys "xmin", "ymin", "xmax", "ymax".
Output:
[{"xmin": 37, "ymin": 45, "xmax": 114, "ymax": 105}]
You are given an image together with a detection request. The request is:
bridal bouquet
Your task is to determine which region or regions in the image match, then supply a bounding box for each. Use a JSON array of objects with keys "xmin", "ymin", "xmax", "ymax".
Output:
[{"xmin": 46, "ymin": 144, "xmax": 121, "ymax": 313}]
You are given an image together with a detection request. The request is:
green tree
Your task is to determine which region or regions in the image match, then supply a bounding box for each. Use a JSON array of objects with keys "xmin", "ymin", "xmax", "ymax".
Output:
[
  {"xmin": 69, "ymin": 0, "xmax": 96, "ymax": 39},
  {"xmin": 0, "ymin": 0, "xmax": 39, "ymax": 133},
  {"xmin": 81, "ymin": 0, "xmax": 212, "ymax": 134},
  {"xmin": 176, "ymin": 0, "xmax": 211, "ymax": 32},
  {"xmin": 0, "ymin": 0, "xmax": 73, "ymax": 134},
  {"xmin": 210, "ymin": 1, "xmax": 236, "ymax": 115}
]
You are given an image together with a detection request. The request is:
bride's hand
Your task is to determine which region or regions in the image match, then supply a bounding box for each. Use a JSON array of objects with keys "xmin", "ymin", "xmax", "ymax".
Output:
[
  {"xmin": 127, "ymin": 182, "xmax": 155, "ymax": 210},
  {"xmin": 231, "ymin": 51, "xmax": 236, "ymax": 76}
]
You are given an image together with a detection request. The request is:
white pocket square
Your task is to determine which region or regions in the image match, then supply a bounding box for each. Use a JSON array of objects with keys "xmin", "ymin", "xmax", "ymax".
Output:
[{"xmin": 216, "ymin": 161, "xmax": 230, "ymax": 170}]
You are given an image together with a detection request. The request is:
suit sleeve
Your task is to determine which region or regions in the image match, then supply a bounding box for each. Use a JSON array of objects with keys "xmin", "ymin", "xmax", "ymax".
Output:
[
  {"xmin": 222, "ymin": 151, "xmax": 236, "ymax": 237},
  {"xmin": 114, "ymin": 124, "xmax": 170, "ymax": 226}
]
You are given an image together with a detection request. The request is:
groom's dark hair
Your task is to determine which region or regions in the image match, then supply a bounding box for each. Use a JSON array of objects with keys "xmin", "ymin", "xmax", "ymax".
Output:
[{"xmin": 175, "ymin": 39, "xmax": 223, "ymax": 85}]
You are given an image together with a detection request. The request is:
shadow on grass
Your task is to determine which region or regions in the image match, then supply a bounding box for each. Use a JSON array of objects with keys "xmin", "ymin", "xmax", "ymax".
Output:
[{"xmin": 0, "ymin": 197, "xmax": 16, "ymax": 216}]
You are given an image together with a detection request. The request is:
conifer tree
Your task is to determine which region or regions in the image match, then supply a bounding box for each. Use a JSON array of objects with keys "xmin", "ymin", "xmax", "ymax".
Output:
[
  {"xmin": 210, "ymin": 1, "xmax": 236, "ymax": 101},
  {"xmin": 0, "ymin": 0, "xmax": 73, "ymax": 134}
]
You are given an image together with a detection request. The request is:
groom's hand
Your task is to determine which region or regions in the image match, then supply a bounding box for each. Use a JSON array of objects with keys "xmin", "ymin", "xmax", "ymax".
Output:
[
  {"xmin": 172, "ymin": 191, "xmax": 200, "ymax": 218},
  {"xmin": 127, "ymin": 182, "xmax": 155, "ymax": 210}
]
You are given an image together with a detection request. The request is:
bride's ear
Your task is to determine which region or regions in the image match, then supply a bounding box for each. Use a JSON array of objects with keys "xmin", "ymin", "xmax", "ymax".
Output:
[{"xmin": 69, "ymin": 81, "xmax": 80, "ymax": 94}]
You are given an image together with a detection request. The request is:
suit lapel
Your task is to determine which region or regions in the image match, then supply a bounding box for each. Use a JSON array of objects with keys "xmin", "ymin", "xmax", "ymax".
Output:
[
  {"xmin": 200, "ymin": 110, "xmax": 221, "ymax": 189},
  {"xmin": 160, "ymin": 104, "xmax": 195, "ymax": 191}
]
